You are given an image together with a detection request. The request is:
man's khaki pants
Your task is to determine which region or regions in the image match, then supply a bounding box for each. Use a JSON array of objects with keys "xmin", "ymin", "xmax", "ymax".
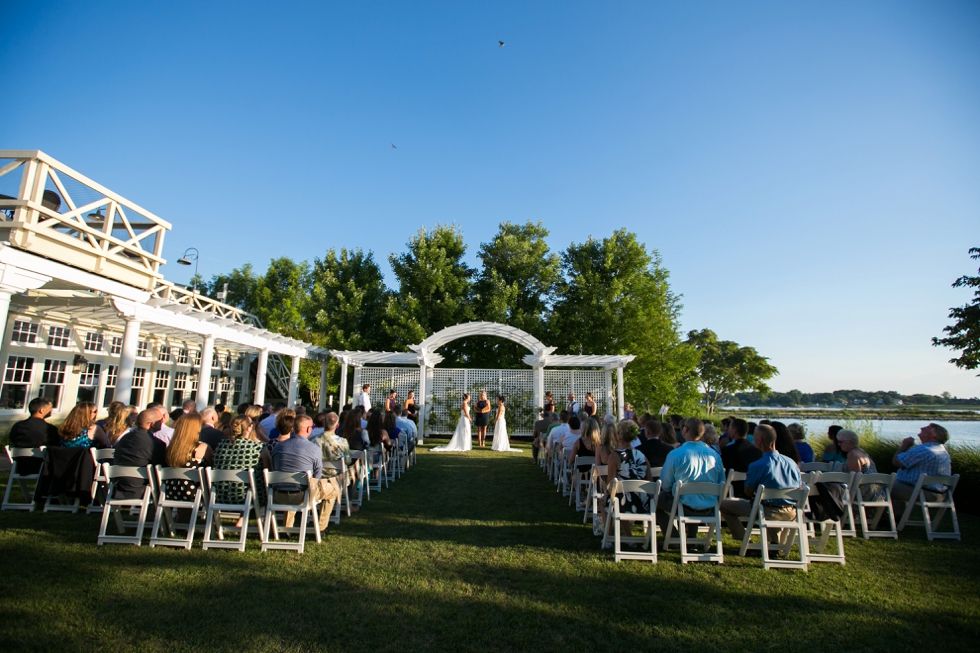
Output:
[
  {"xmin": 721, "ymin": 498, "xmax": 797, "ymax": 545},
  {"xmin": 274, "ymin": 478, "xmax": 340, "ymax": 530}
]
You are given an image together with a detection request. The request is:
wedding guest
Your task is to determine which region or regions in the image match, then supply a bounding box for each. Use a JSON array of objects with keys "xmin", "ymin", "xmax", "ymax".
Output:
[
  {"xmin": 543, "ymin": 391, "xmax": 556, "ymax": 415},
  {"xmin": 244, "ymin": 405, "xmax": 268, "ymax": 442},
  {"xmin": 212, "ymin": 415, "xmax": 271, "ymax": 507},
  {"xmin": 890, "ymin": 423, "xmax": 952, "ymax": 517},
  {"xmin": 163, "ymin": 413, "xmax": 213, "ymax": 507},
  {"xmin": 721, "ymin": 418, "xmax": 762, "ymax": 498},
  {"xmin": 570, "ymin": 417, "xmax": 599, "ymax": 467},
  {"xmin": 561, "ymin": 415, "xmax": 582, "ymax": 452},
  {"xmin": 342, "ymin": 406, "xmax": 368, "ymax": 451},
  {"xmin": 623, "ymin": 403, "xmax": 636, "ymax": 422},
  {"xmin": 199, "ymin": 407, "xmax": 226, "ymax": 449},
  {"xmin": 271, "ymin": 415, "xmax": 338, "ymax": 530},
  {"xmin": 600, "ymin": 419, "xmax": 653, "ymax": 543},
  {"xmin": 822, "ymin": 425, "xmax": 847, "ymax": 464},
  {"xmin": 657, "ymin": 418, "xmax": 725, "ymax": 534},
  {"xmin": 637, "ymin": 419, "xmax": 674, "ymax": 468},
  {"xmin": 268, "ymin": 408, "xmax": 297, "ymax": 442},
  {"xmin": 771, "ymin": 421, "xmax": 801, "ymax": 466},
  {"xmin": 583, "ymin": 392, "xmax": 597, "ymax": 417},
  {"xmin": 597, "ymin": 422, "xmax": 618, "ymax": 466},
  {"xmin": 104, "ymin": 405, "xmax": 135, "ymax": 447},
  {"xmin": 113, "ymin": 410, "xmax": 167, "ymax": 498},
  {"xmin": 57, "ymin": 402, "xmax": 109, "ymax": 448},
  {"xmin": 8, "ymin": 397, "xmax": 59, "ymax": 473},
  {"xmin": 836, "ymin": 429, "xmax": 886, "ymax": 502},
  {"xmin": 787, "ymin": 423, "xmax": 814, "ymax": 464},
  {"xmin": 146, "ymin": 403, "xmax": 174, "ymax": 445}
]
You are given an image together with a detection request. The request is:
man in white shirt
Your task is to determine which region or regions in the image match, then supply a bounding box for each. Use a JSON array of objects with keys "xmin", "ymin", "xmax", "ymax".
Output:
[
  {"xmin": 562, "ymin": 415, "xmax": 582, "ymax": 453},
  {"xmin": 358, "ymin": 384, "xmax": 372, "ymax": 411},
  {"xmin": 148, "ymin": 403, "xmax": 174, "ymax": 445},
  {"xmin": 393, "ymin": 405, "xmax": 417, "ymax": 443},
  {"xmin": 567, "ymin": 393, "xmax": 580, "ymax": 414}
]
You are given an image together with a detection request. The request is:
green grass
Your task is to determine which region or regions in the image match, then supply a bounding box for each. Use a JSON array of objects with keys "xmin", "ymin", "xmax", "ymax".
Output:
[{"xmin": 1, "ymin": 442, "xmax": 979, "ymax": 652}]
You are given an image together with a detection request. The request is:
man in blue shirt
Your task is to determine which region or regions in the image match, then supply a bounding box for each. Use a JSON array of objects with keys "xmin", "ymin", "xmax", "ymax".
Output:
[
  {"xmin": 721, "ymin": 424, "xmax": 801, "ymax": 543},
  {"xmin": 891, "ymin": 423, "xmax": 952, "ymax": 517},
  {"xmin": 656, "ymin": 417, "xmax": 726, "ymax": 534},
  {"xmin": 272, "ymin": 415, "xmax": 338, "ymax": 531}
]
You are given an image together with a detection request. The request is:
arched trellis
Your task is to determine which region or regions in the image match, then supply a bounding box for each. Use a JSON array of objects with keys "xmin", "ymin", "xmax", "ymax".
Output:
[{"xmin": 330, "ymin": 321, "xmax": 635, "ymax": 437}]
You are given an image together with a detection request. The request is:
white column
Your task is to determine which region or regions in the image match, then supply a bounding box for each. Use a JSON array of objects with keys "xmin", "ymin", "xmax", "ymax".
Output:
[
  {"xmin": 253, "ymin": 349, "xmax": 269, "ymax": 406},
  {"xmin": 0, "ymin": 291, "xmax": 12, "ymax": 347},
  {"xmin": 533, "ymin": 365, "xmax": 544, "ymax": 414},
  {"xmin": 418, "ymin": 364, "xmax": 427, "ymax": 441},
  {"xmin": 616, "ymin": 366, "xmax": 625, "ymax": 420},
  {"xmin": 338, "ymin": 360, "xmax": 349, "ymax": 409},
  {"xmin": 113, "ymin": 317, "xmax": 141, "ymax": 404},
  {"xmin": 195, "ymin": 335, "xmax": 215, "ymax": 410},
  {"xmin": 287, "ymin": 355, "xmax": 301, "ymax": 407},
  {"xmin": 318, "ymin": 361, "xmax": 329, "ymax": 412},
  {"xmin": 604, "ymin": 370, "xmax": 613, "ymax": 418}
]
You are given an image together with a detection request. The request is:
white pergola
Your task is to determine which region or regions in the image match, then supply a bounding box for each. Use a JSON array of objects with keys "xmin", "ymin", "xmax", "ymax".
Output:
[{"xmin": 331, "ymin": 321, "xmax": 635, "ymax": 436}]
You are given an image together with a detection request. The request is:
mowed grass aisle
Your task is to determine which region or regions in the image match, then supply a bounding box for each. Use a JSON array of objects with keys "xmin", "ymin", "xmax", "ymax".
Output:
[{"xmin": 1, "ymin": 441, "xmax": 979, "ymax": 652}]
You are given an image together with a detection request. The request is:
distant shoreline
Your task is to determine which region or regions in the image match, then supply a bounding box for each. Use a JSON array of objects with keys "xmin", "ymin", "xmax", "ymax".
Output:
[{"xmin": 717, "ymin": 408, "xmax": 980, "ymax": 421}]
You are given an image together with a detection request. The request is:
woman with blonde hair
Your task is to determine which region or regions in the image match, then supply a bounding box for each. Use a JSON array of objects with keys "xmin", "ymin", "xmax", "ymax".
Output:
[
  {"xmin": 243, "ymin": 404, "xmax": 268, "ymax": 441},
  {"xmin": 58, "ymin": 402, "xmax": 109, "ymax": 448},
  {"xmin": 163, "ymin": 413, "xmax": 213, "ymax": 502},
  {"xmin": 597, "ymin": 423, "xmax": 618, "ymax": 466},
  {"xmin": 103, "ymin": 404, "xmax": 135, "ymax": 446}
]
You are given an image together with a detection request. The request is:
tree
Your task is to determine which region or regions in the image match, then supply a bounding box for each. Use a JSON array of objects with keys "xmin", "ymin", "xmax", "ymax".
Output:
[
  {"xmin": 386, "ymin": 224, "xmax": 474, "ymax": 362},
  {"xmin": 551, "ymin": 229, "xmax": 700, "ymax": 414},
  {"xmin": 686, "ymin": 329, "xmax": 779, "ymax": 414},
  {"xmin": 468, "ymin": 221, "xmax": 561, "ymax": 367},
  {"xmin": 933, "ymin": 247, "xmax": 980, "ymax": 373}
]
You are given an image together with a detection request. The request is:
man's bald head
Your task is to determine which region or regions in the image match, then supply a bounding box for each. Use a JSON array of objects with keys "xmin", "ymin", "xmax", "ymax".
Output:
[
  {"xmin": 137, "ymin": 410, "xmax": 157, "ymax": 430},
  {"xmin": 200, "ymin": 407, "xmax": 218, "ymax": 425}
]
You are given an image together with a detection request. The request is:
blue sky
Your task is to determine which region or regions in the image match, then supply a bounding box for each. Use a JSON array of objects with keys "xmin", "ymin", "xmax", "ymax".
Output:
[{"xmin": 2, "ymin": 1, "xmax": 978, "ymax": 396}]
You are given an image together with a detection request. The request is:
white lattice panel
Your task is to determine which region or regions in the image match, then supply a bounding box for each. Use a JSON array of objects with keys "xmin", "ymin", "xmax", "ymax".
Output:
[
  {"xmin": 544, "ymin": 370, "xmax": 611, "ymax": 417},
  {"xmin": 352, "ymin": 367, "xmax": 421, "ymax": 409}
]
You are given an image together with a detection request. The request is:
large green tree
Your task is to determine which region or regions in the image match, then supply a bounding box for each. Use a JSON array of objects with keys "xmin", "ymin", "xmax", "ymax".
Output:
[
  {"xmin": 386, "ymin": 224, "xmax": 474, "ymax": 362},
  {"xmin": 686, "ymin": 328, "xmax": 779, "ymax": 414},
  {"xmin": 551, "ymin": 229, "xmax": 700, "ymax": 413},
  {"xmin": 933, "ymin": 247, "xmax": 980, "ymax": 373},
  {"xmin": 468, "ymin": 221, "xmax": 561, "ymax": 367}
]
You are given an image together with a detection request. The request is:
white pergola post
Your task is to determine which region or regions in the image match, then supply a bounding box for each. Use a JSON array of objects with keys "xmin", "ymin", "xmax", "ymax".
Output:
[
  {"xmin": 196, "ymin": 335, "xmax": 215, "ymax": 410},
  {"xmin": 287, "ymin": 355, "xmax": 301, "ymax": 407},
  {"xmin": 253, "ymin": 348, "xmax": 269, "ymax": 406},
  {"xmin": 604, "ymin": 369, "xmax": 613, "ymax": 417},
  {"xmin": 616, "ymin": 366, "xmax": 625, "ymax": 420},
  {"xmin": 533, "ymin": 365, "xmax": 544, "ymax": 413},
  {"xmin": 0, "ymin": 291, "xmax": 12, "ymax": 346},
  {"xmin": 318, "ymin": 360, "xmax": 329, "ymax": 412},
  {"xmin": 418, "ymin": 363, "xmax": 427, "ymax": 441},
  {"xmin": 338, "ymin": 359, "xmax": 348, "ymax": 408},
  {"xmin": 113, "ymin": 317, "xmax": 141, "ymax": 404}
]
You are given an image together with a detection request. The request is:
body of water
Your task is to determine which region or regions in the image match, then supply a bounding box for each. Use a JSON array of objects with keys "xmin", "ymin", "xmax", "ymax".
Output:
[{"xmin": 778, "ymin": 418, "xmax": 980, "ymax": 448}]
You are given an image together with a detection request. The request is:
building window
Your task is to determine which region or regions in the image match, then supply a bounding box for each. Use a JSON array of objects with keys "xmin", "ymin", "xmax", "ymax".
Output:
[
  {"xmin": 192, "ymin": 350, "xmax": 202, "ymax": 366},
  {"xmin": 103, "ymin": 365, "xmax": 118, "ymax": 407},
  {"xmin": 233, "ymin": 376, "xmax": 244, "ymax": 404},
  {"xmin": 109, "ymin": 336, "xmax": 123, "ymax": 355},
  {"xmin": 47, "ymin": 326, "xmax": 71, "ymax": 348},
  {"xmin": 1, "ymin": 356, "xmax": 35, "ymax": 409},
  {"xmin": 190, "ymin": 373, "xmax": 199, "ymax": 392},
  {"xmin": 222, "ymin": 352, "xmax": 232, "ymax": 369},
  {"xmin": 175, "ymin": 348, "xmax": 188, "ymax": 365},
  {"xmin": 158, "ymin": 345, "xmax": 172, "ymax": 363},
  {"xmin": 77, "ymin": 362, "xmax": 102, "ymax": 403},
  {"xmin": 212, "ymin": 350, "xmax": 219, "ymax": 367},
  {"xmin": 39, "ymin": 359, "xmax": 67, "ymax": 409},
  {"xmin": 209, "ymin": 375, "xmax": 217, "ymax": 405},
  {"xmin": 172, "ymin": 371, "xmax": 188, "ymax": 406},
  {"xmin": 236, "ymin": 354, "xmax": 246, "ymax": 371},
  {"xmin": 153, "ymin": 370, "xmax": 170, "ymax": 406},
  {"xmin": 84, "ymin": 332, "xmax": 105, "ymax": 352},
  {"xmin": 136, "ymin": 340, "xmax": 149, "ymax": 358},
  {"xmin": 130, "ymin": 367, "xmax": 147, "ymax": 405},
  {"xmin": 11, "ymin": 321, "xmax": 38, "ymax": 344}
]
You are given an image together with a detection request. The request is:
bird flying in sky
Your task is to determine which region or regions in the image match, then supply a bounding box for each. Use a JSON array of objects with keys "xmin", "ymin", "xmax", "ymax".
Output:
[
  {"xmin": 391, "ymin": 144, "xmax": 397, "ymax": 149},
  {"xmin": 498, "ymin": 41, "xmax": 505, "ymax": 47}
]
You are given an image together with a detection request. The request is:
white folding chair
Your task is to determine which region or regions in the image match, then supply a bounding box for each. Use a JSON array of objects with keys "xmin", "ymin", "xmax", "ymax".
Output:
[
  {"xmin": 349, "ymin": 450, "xmax": 369, "ymax": 504},
  {"xmin": 800, "ymin": 462, "xmax": 836, "ymax": 472},
  {"xmin": 86, "ymin": 448, "xmax": 116, "ymax": 515},
  {"xmin": 2, "ymin": 446, "xmax": 45, "ymax": 511},
  {"xmin": 803, "ymin": 475, "xmax": 848, "ymax": 566},
  {"xmin": 569, "ymin": 456, "xmax": 594, "ymax": 510},
  {"xmin": 97, "ymin": 464, "xmax": 154, "ymax": 546},
  {"xmin": 584, "ymin": 464, "xmax": 608, "ymax": 525},
  {"xmin": 369, "ymin": 446, "xmax": 388, "ymax": 492},
  {"xmin": 42, "ymin": 446, "xmax": 85, "ymax": 514},
  {"xmin": 558, "ymin": 448, "xmax": 573, "ymax": 496},
  {"xmin": 738, "ymin": 485, "xmax": 810, "ymax": 571},
  {"xmin": 815, "ymin": 471, "xmax": 857, "ymax": 537},
  {"xmin": 721, "ymin": 468, "xmax": 747, "ymax": 499},
  {"xmin": 897, "ymin": 474, "xmax": 961, "ymax": 541},
  {"xmin": 602, "ymin": 479, "xmax": 661, "ymax": 563},
  {"xmin": 261, "ymin": 470, "xmax": 319, "ymax": 554},
  {"xmin": 322, "ymin": 459, "xmax": 349, "ymax": 522},
  {"xmin": 649, "ymin": 466, "xmax": 662, "ymax": 480},
  {"xmin": 662, "ymin": 481, "xmax": 725, "ymax": 564},
  {"xmin": 149, "ymin": 466, "xmax": 205, "ymax": 549},
  {"xmin": 202, "ymin": 468, "xmax": 265, "ymax": 552},
  {"xmin": 853, "ymin": 472, "xmax": 898, "ymax": 539}
]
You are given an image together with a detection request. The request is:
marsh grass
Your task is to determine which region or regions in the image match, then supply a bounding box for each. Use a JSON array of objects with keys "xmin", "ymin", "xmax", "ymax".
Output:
[{"xmin": 0, "ymin": 442, "xmax": 978, "ymax": 652}]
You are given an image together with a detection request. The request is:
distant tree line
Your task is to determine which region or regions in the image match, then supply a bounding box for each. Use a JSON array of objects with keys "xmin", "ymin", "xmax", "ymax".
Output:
[
  {"xmin": 730, "ymin": 389, "xmax": 980, "ymax": 408},
  {"xmin": 193, "ymin": 222, "xmax": 779, "ymax": 413}
]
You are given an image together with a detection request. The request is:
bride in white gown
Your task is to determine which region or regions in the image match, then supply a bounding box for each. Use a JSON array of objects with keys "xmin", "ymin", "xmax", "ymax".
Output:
[
  {"xmin": 491, "ymin": 395, "xmax": 522, "ymax": 453},
  {"xmin": 431, "ymin": 393, "xmax": 472, "ymax": 452}
]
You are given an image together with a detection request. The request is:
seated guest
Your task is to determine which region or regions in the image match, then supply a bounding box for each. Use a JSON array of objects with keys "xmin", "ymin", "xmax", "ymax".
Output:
[
  {"xmin": 561, "ymin": 415, "xmax": 582, "ymax": 452},
  {"xmin": 366, "ymin": 411, "xmax": 391, "ymax": 463},
  {"xmin": 746, "ymin": 421, "xmax": 757, "ymax": 445},
  {"xmin": 532, "ymin": 411, "xmax": 552, "ymax": 464},
  {"xmin": 596, "ymin": 422, "xmax": 618, "ymax": 466},
  {"xmin": 394, "ymin": 405, "xmax": 417, "ymax": 446},
  {"xmin": 836, "ymin": 429, "xmax": 886, "ymax": 502},
  {"xmin": 259, "ymin": 402, "xmax": 286, "ymax": 436},
  {"xmin": 310, "ymin": 412, "xmax": 327, "ymax": 440},
  {"xmin": 720, "ymin": 424, "xmax": 802, "ymax": 543},
  {"xmin": 623, "ymin": 403, "xmax": 636, "ymax": 422},
  {"xmin": 163, "ymin": 413, "xmax": 213, "ymax": 506},
  {"xmin": 342, "ymin": 406, "xmax": 368, "ymax": 451},
  {"xmin": 218, "ymin": 411, "xmax": 233, "ymax": 436},
  {"xmin": 822, "ymin": 425, "xmax": 847, "ymax": 464},
  {"xmin": 272, "ymin": 415, "xmax": 339, "ymax": 529},
  {"xmin": 57, "ymin": 402, "xmax": 109, "ymax": 449},
  {"xmin": 383, "ymin": 410, "xmax": 401, "ymax": 449},
  {"xmin": 103, "ymin": 405, "xmax": 135, "ymax": 447},
  {"xmin": 198, "ymin": 407, "xmax": 226, "ymax": 450},
  {"xmin": 891, "ymin": 423, "xmax": 952, "ymax": 516},
  {"xmin": 97, "ymin": 401, "xmax": 124, "ymax": 431},
  {"xmin": 213, "ymin": 415, "xmax": 272, "ymax": 507},
  {"xmin": 569, "ymin": 417, "xmax": 600, "ymax": 469},
  {"xmin": 637, "ymin": 419, "xmax": 674, "ymax": 468},
  {"xmin": 721, "ymin": 418, "xmax": 762, "ymax": 498},
  {"xmin": 669, "ymin": 414, "xmax": 684, "ymax": 443},
  {"xmin": 718, "ymin": 417, "xmax": 732, "ymax": 447},
  {"xmin": 702, "ymin": 424, "xmax": 721, "ymax": 454},
  {"xmin": 146, "ymin": 403, "xmax": 174, "ymax": 445},
  {"xmin": 8, "ymin": 397, "xmax": 59, "ymax": 473},
  {"xmin": 788, "ymin": 423, "xmax": 814, "ymax": 464},
  {"xmin": 599, "ymin": 420, "xmax": 653, "ymax": 540},
  {"xmin": 236, "ymin": 402, "xmax": 251, "ymax": 416},
  {"xmin": 656, "ymin": 418, "xmax": 725, "ymax": 535},
  {"xmin": 244, "ymin": 404, "xmax": 268, "ymax": 442},
  {"xmin": 183, "ymin": 399, "xmax": 199, "ymax": 414},
  {"xmin": 771, "ymin": 422, "xmax": 802, "ymax": 466},
  {"xmin": 268, "ymin": 409, "xmax": 296, "ymax": 442},
  {"xmin": 113, "ymin": 410, "xmax": 167, "ymax": 498},
  {"xmin": 547, "ymin": 412, "xmax": 570, "ymax": 450}
]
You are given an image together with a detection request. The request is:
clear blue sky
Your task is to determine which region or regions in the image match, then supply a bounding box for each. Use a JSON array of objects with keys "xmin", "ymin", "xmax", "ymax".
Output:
[{"xmin": 2, "ymin": 1, "xmax": 978, "ymax": 396}]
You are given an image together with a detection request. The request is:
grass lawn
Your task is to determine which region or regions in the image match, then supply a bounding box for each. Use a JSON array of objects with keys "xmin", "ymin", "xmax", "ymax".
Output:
[{"xmin": 1, "ymin": 440, "xmax": 978, "ymax": 652}]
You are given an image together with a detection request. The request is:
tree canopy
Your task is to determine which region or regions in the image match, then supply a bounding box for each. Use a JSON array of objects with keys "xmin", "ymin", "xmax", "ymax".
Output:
[
  {"xmin": 933, "ymin": 247, "xmax": 980, "ymax": 374},
  {"xmin": 686, "ymin": 328, "xmax": 779, "ymax": 414}
]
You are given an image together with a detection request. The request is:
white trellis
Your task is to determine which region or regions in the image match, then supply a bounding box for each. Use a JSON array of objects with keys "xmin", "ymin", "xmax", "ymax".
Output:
[{"xmin": 334, "ymin": 322, "xmax": 635, "ymax": 439}]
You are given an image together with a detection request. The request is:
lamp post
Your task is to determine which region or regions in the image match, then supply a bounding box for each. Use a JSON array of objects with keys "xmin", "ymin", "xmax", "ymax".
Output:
[{"xmin": 176, "ymin": 247, "xmax": 200, "ymax": 293}]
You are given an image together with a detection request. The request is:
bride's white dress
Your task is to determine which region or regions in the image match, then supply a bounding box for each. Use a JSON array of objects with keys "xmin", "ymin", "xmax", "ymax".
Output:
[
  {"xmin": 491, "ymin": 415, "xmax": 522, "ymax": 452},
  {"xmin": 431, "ymin": 413, "xmax": 472, "ymax": 452}
]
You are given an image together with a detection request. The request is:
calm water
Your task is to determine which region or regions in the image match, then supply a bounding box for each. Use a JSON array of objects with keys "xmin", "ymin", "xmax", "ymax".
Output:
[{"xmin": 776, "ymin": 418, "xmax": 980, "ymax": 448}]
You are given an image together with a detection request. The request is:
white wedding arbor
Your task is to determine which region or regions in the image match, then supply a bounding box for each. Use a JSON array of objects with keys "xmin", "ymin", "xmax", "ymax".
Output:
[{"xmin": 330, "ymin": 322, "xmax": 635, "ymax": 437}]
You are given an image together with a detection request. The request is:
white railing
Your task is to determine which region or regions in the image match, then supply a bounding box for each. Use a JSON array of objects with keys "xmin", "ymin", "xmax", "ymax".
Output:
[{"xmin": 0, "ymin": 150, "xmax": 170, "ymax": 291}]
